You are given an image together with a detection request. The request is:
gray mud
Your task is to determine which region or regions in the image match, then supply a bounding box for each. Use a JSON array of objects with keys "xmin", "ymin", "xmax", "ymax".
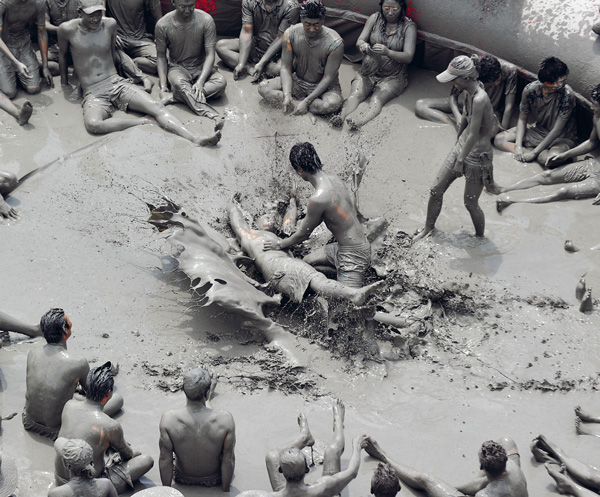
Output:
[{"xmin": 1, "ymin": 63, "xmax": 600, "ymax": 496}]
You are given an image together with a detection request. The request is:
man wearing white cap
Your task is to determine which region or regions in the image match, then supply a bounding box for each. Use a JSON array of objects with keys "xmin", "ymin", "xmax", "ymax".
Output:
[
  {"xmin": 414, "ymin": 55, "xmax": 499, "ymax": 242},
  {"xmin": 57, "ymin": 1, "xmax": 222, "ymax": 146}
]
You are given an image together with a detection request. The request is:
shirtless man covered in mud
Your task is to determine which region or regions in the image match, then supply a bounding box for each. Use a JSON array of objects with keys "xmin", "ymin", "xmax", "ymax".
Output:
[
  {"xmin": 0, "ymin": 0, "xmax": 53, "ymax": 125},
  {"xmin": 105, "ymin": 0, "xmax": 161, "ymax": 74},
  {"xmin": 496, "ymin": 82, "xmax": 600, "ymax": 212},
  {"xmin": 55, "ymin": 363, "xmax": 154, "ymax": 493},
  {"xmin": 229, "ymin": 196, "xmax": 383, "ymax": 304},
  {"xmin": 365, "ymin": 436, "xmax": 528, "ymax": 497},
  {"xmin": 23, "ymin": 308, "xmax": 123, "ymax": 440},
  {"xmin": 0, "ymin": 170, "xmax": 18, "ymax": 219},
  {"xmin": 58, "ymin": 0, "xmax": 221, "ymax": 146},
  {"xmin": 156, "ymin": 0, "xmax": 227, "ymax": 122},
  {"xmin": 215, "ymin": 0, "xmax": 299, "ymax": 81},
  {"xmin": 258, "ymin": 0, "xmax": 344, "ymax": 117},
  {"xmin": 238, "ymin": 400, "xmax": 368, "ymax": 497},
  {"xmin": 414, "ymin": 56, "xmax": 499, "ymax": 242},
  {"xmin": 263, "ymin": 142, "xmax": 373, "ymax": 289},
  {"xmin": 159, "ymin": 366, "xmax": 235, "ymax": 489}
]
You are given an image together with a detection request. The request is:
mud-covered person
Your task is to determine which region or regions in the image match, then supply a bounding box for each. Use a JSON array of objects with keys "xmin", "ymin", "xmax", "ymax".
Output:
[
  {"xmin": 332, "ymin": 0, "xmax": 416, "ymax": 130},
  {"xmin": 57, "ymin": 1, "xmax": 221, "ymax": 145},
  {"xmin": 495, "ymin": 56, "xmax": 577, "ymax": 167},
  {"xmin": 0, "ymin": 0, "xmax": 54, "ymax": 125},
  {"xmin": 0, "ymin": 170, "xmax": 18, "ymax": 219},
  {"xmin": 50, "ymin": 438, "xmax": 118, "ymax": 497},
  {"xmin": 55, "ymin": 363, "xmax": 154, "ymax": 493},
  {"xmin": 105, "ymin": 0, "xmax": 161, "ymax": 74},
  {"xmin": 263, "ymin": 142, "xmax": 372, "ymax": 288},
  {"xmin": 258, "ymin": 0, "xmax": 344, "ymax": 117},
  {"xmin": 215, "ymin": 0, "xmax": 299, "ymax": 81},
  {"xmin": 23, "ymin": 308, "xmax": 123, "ymax": 441},
  {"xmin": 155, "ymin": 0, "xmax": 227, "ymax": 123},
  {"xmin": 159, "ymin": 366, "xmax": 235, "ymax": 489},
  {"xmin": 413, "ymin": 56, "xmax": 500, "ymax": 242}
]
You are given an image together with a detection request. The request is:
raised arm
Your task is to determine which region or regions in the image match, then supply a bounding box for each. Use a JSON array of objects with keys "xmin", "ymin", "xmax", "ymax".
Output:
[
  {"xmin": 0, "ymin": 311, "xmax": 42, "ymax": 337},
  {"xmin": 220, "ymin": 414, "xmax": 236, "ymax": 491},
  {"xmin": 158, "ymin": 414, "xmax": 175, "ymax": 486}
]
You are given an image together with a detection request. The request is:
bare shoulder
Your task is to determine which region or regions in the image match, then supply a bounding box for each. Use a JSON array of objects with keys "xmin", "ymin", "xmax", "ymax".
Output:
[
  {"xmin": 213, "ymin": 409, "xmax": 235, "ymax": 429},
  {"xmin": 58, "ymin": 18, "xmax": 79, "ymax": 35}
]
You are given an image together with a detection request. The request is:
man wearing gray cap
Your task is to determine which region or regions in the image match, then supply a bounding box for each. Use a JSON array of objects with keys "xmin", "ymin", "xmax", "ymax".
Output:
[{"xmin": 414, "ymin": 55, "xmax": 499, "ymax": 242}]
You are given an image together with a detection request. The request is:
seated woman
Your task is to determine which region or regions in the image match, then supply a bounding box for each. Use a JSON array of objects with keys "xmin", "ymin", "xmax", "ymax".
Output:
[{"xmin": 331, "ymin": 0, "xmax": 416, "ymax": 129}]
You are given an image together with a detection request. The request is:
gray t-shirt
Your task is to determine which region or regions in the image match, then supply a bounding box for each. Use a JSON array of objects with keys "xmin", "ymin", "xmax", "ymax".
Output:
[
  {"xmin": 241, "ymin": 0, "xmax": 299, "ymax": 56},
  {"xmin": 288, "ymin": 23, "xmax": 342, "ymax": 84},
  {"xmin": 155, "ymin": 10, "xmax": 216, "ymax": 72},
  {"xmin": 0, "ymin": 0, "xmax": 45, "ymax": 45},
  {"xmin": 486, "ymin": 60, "xmax": 517, "ymax": 111},
  {"xmin": 106, "ymin": 0, "xmax": 160, "ymax": 40},
  {"xmin": 45, "ymin": 0, "xmax": 78, "ymax": 45}
]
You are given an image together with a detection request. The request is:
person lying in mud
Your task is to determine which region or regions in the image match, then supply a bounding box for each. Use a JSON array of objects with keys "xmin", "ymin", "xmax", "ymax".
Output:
[
  {"xmin": 51, "ymin": 438, "xmax": 118, "ymax": 497},
  {"xmin": 495, "ymin": 57, "xmax": 577, "ymax": 166},
  {"xmin": 238, "ymin": 399, "xmax": 368, "ymax": 497},
  {"xmin": 495, "ymin": 82, "xmax": 600, "ymax": 212},
  {"xmin": 24, "ymin": 308, "xmax": 123, "ymax": 441},
  {"xmin": 262, "ymin": 142, "xmax": 373, "ymax": 288},
  {"xmin": 370, "ymin": 463, "xmax": 401, "ymax": 497},
  {"xmin": 156, "ymin": 0, "xmax": 227, "ymax": 123},
  {"xmin": 229, "ymin": 196, "xmax": 383, "ymax": 304},
  {"xmin": 365, "ymin": 436, "xmax": 528, "ymax": 497},
  {"xmin": 159, "ymin": 366, "xmax": 235, "ymax": 489},
  {"xmin": 331, "ymin": 0, "xmax": 416, "ymax": 130},
  {"xmin": 0, "ymin": 170, "xmax": 19, "ymax": 220},
  {"xmin": 57, "ymin": 0, "xmax": 222, "ymax": 146},
  {"xmin": 0, "ymin": 0, "xmax": 54, "ymax": 126},
  {"xmin": 215, "ymin": 0, "xmax": 299, "ymax": 81},
  {"xmin": 55, "ymin": 363, "xmax": 154, "ymax": 493},
  {"xmin": 257, "ymin": 0, "xmax": 344, "ymax": 117},
  {"xmin": 415, "ymin": 54, "xmax": 517, "ymax": 134},
  {"xmin": 414, "ymin": 56, "xmax": 500, "ymax": 242},
  {"xmin": 105, "ymin": 0, "xmax": 162, "ymax": 75}
]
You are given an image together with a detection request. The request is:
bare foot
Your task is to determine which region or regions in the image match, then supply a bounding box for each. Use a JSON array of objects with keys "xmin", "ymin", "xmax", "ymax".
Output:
[
  {"xmin": 18, "ymin": 101, "xmax": 33, "ymax": 125},
  {"xmin": 545, "ymin": 463, "xmax": 578, "ymax": 495},
  {"xmin": 160, "ymin": 92, "xmax": 175, "ymax": 105},
  {"xmin": 530, "ymin": 435, "xmax": 560, "ymax": 463},
  {"xmin": 214, "ymin": 115, "xmax": 226, "ymax": 132},
  {"xmin": 575, "ymin": 406, "xmax": 600, "ymax": 423},
  {"xmin": 412, "ymin": 227, "xmax": 432, "ymax": 243},
  {"xmin": 485, "ymin": 182, "xmax": 503, "ymax": 195},
  {"xmin": 496, "ymin": 198, "xmax": 513, "ymax": 214},
  {"xmin": 333, "ymin": 398, "xmax": 345, "ymax": 427},
  {"xmin": 350, "ymin": 280, "xmax": 385, "ymax": 306},
  {"xmin": 330, "ymin": 114, "xmax": 343, "ymax": 128},
  {"xmin": 297, "ymin": 413, "xmax": 315, "ymax": 448},
  {"xmin": 195, "ymin": 130, "xmax": 221, "ymax": 147},
  {"xmin": 364, "ymin": 437, "xmax": 388, "ymax": 463}
]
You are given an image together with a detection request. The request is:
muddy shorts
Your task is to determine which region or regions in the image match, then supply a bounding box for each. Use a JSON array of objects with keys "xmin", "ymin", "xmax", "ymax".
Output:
[
  {"xmin": 523, "ymin": 124, "xmax": 576, "ymax": 150},
  {"xmin": 82, "ymin": 75, "xmax": 146, "ymax": 118},
  {"xmin": 325, "ymin": 242, "xmax": 371, "ymax": 288},
  {"xmin": 562, "ymin": 158, "xmax": 600, "ymax": 183},
  {"xmin": 167, "ymin": 64, "xmax": 227, "ymax": 100},
  {"xmin": 249, "ymin": 42, "xmax": 280, "ymax": 64},
  {"xmin": 174, "ymin": 466, "xmax": 220, "ymax": 486},
  {"xmin": 22, "ymin": 411, "xmax": 60, "ymax": 441},
  {"xmin": 0, "ymin": 37, "xmax": 41, "ymax": 96},
  {"xmin": 352, "ymin": 72, "xmax": 407, "ymax": 99},
  {"xmin": 119, "ymin": 36, "xmax": 157, "ymax": 66},
  {"xmin": 443, "ymin": 143, "xmax": 495, "ymax": 186},
  {"xmin": 291, "ymin": 74, "xmax": 342, "ymax": 105},
  {"xmin": 268, "ymin": 257, "xmax": 319, "ymax": 303}
]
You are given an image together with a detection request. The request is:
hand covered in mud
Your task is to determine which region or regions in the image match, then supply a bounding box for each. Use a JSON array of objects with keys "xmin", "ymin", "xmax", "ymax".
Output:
[
  {"xmin": 249, "ymin": 63, "xmax": 264, "ymax": 83},
  {"xmin": 15, "ymin": 61, "xmax": 32, "ymax": 79},
  {"xmin": 593, "ymin": 193, "xmax": 600, "ymax": 205},
  {"xmin": 453, "ymin": 158, "xmax": 465, "ymax": 176},
  {"xmin": 0, "ymin": 199, "xmax": 18, "ymax": 220},
  {"xmin": 115, "ymin": 35, "xmax": 124, "ymax": 51},
  {"xmin": 359, "ymin": 42, "xmax": 370, "ymax": 54},
  {"xmin": 141, "ymin": 77, "xmax": 153, "ymax": 93},
  {"xmin": 514, "ymin": 147, "xmax": 536, "ymax": 162},
  {"xmin": 354, "ymin": 434, "xmax": 369, "ymax": 449},
  {"xmin": 545, "ymin": 153, "xmax": 566, "ymax": 168},
  {"xmin": 282, "ymin": 94, "xmax": 294, "ymax": 114},
  {"xmin": 262, "ymin": 238, "xmax": 282, "ymax": 251},
  {"xmin": 42, "ymin": 66, "xmax": 54, "ymax": 88},
  {"xmin": 192, "ymin": 82, "xmax": 205, "ymax": 102},
  {"xmin": 233, "ymin": 63, "xmax": 247, "ymax": 80},
  {"xmin": 293, "ymin": 99, "xmax": 310, "ymax": 116},
  {"xmin": 369, "ymin": 43, "xmax": 389, "ymax": 56}
]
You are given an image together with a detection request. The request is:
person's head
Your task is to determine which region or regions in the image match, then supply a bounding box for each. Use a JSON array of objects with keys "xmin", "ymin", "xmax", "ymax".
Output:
[
  {"xmin": 40, "ymin": 308, "xmax": 71, "ymax": 344},
  {"xmin": 78, "ymin": 0, "xmax": 104, "ymax": 27},
  {"xmin": 479, "ymin": 441, "xmax": 508, "ymax": 477},
  {"xmin": 379, "ymin": 0, "xmax": 406, "ymax": 24},
  {"xmin": 183, "ymin": 366, "xmax": 211, "ymax": 401},
  {"xmin": 173, "ymin": 0, "xmax": 195, "ymax": 18},
  {"xmin": 85, "ymin": 362, "xmax": 114, "ymax": 405},
  {"xmin": 476, "ymin": 55, "xmax": 502, "ymax": 87},
  {"xmin": 538, "ymin": 57, "xmax": 568, "ymax": 91},
  {"xmin": 289, "ymin": 142, "xmax": 322, "ymax": 176},
  {"xmin": 55, "ymin": 438, "xmax": 95, "ymax": 479},
  {"xmin": 591, "ymin": 83, "xmax": 600, "ymax": 113},
  {"xmin": 300, "ymin": 0, "xmax": 326, "ymax": 38},
  {"xmin": 279, "ymin": 447, "xmax": 309, "ymax": 482},
  {"xmin": 256, "ymin": 201, "xmax": 283, "ymax": 233},
  {"xmin": 436, "ymin": 55, "xmax": 478, "ymax": 90},
  {"xmin": 370, "ymin": 463, "xmax": 401, "ymax": 497}
]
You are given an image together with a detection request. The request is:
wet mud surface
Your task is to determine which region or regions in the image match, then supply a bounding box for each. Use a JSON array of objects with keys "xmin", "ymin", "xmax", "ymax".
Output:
[{"xmin": 1, "ymin": 63, "xmax": 600, "ymax": 496}]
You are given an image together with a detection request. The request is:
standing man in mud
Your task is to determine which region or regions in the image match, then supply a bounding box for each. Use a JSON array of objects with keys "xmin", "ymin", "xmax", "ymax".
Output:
[
  {"xmin": 215, "ymin": 0, "xmax": 299, "ymax": 81},
  {"xmin": 155, "ymin": 0, "xmax": 227, "ymax": 122},
  {"xmin": 263, "ymin": 142, "xmax": 372, "ymax": 288},
  {"xmin": 23, "ymin": 308, "xmax": 123, "ymax": 440},
  {"xmin": 55, "ymin": 363, "xmax": 154, "ymax": 493},
  {"xmin": 257, "ymin": 0, "xmax": 344, "ymax": 117},
  {"xmin": 413, "ymin": 56, "xmax": 499, "ymax": 242},
  {"xmin": 159, "ymin": 366, "xmax": 236, "ymax": 489},
  {"xmin": 57, "ymin": 1, "xmax": 221, "ymax": 146},
  {"xmin": 105, "ymin": 0, "xmax": 161, "ymax": 74},
  {"xmin": 0, "ymin": 0, "xmax": 54, "ymax": 125}
]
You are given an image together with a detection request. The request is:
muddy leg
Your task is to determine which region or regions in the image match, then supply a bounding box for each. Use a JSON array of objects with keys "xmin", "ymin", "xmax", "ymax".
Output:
[
  {"xmin": 112, "ymin": 455, "xmax": 154, "ymax": 493},
  {"xmin": 322, "ymin": 399, "xmax": 345, "ymax": 476},
  {"xmin": 546, "ymin": 463, "xmax": 599, "ymax": 497},
  {"xmin": 575, "ymin": 406, "xmax": 600, "ymax": 423},
  {"xmin": 576, "ymin": 418, "xmax": 600, "ymax": 438}
]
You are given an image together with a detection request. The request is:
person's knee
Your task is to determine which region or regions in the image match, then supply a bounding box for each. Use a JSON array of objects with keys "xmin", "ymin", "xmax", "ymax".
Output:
[
  {"xmin": 539, "ymin": 170, "xmax": 554, "ymax": 183},
  {"xmin": 464, "ymin": 194, "xmax": 481, "ymax": 211},
  {"xmin": 0, "ymin": 171, "xmax": 18, "ymax": 195},
  {"xmin": 211, "ymin": 78, "xmax": 227, "ymax": 98},
  {"xmin": 258, "ymin": 80, "xmax": 270, "ymax": 99},
  {"xmin": 415, "ymin": 99, "xmax": 429, "ymax": 118},
  {"xmin": 494, "ymin": 133, "xmax": 507, "ymax": 148},
  {"xmin": 215, "ymin": 39, "xmax": 228, "ymax": 57},
  {"xmin": 136, "ymin": 454, "xmax": 154, "ymax": 473},
  {"xmin": 85, "ymin": 116, "xmax": 106, "ymax": 134},
  {"xmin": 3, "ymin": 85, "xmax": 17, "ymax": 99},
  {"xmin": 24, "ymin": 84, "xmax": 41, "ymax": 95}
]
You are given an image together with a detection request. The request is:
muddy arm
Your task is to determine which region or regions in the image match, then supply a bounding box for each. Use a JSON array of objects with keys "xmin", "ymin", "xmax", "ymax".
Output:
[
  {"xmin": 220, "ymin": 415, "xmax": 236, "ymax": 491},
  {"xmin": 0, "ymin": 311, "xmax": 42, "ymax": 337},
  {"xmin": 158, "ymin": 415, "xmax": 174, "ymax": 486}
]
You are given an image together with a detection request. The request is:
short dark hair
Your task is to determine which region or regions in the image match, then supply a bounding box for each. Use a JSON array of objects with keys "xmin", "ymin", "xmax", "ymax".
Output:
[
  {"xmin": 538, "ymin": 57, "xmax": 569, "ymax": 84},
  {"xmin": 40, "ymin": 308, "xmax": 67, "ymax": 344},
  {"xmin": 371, "ymin": 463, "xmax": 401, "ymax": 497},
  {"xmin": 476, "ymin": 55, "xmax": 502, "ymax": 84},
  {"xmin": 183, "ymin": 366, "xmax": 211, "ymax": 401},
  {"xmin": 479, "ymin": 441, "xmax": 508, "ymax": 477},
  {"xmin": 85, "ymin": 362, "xmax": 114, "ymax": 402},
  {"xmin": 378, "ymin": 0, "xmax": 407, "ymax": 19},
  {"xmin": 300, "ymin": 0, "xmax": 326, "ymax": 19},
  {"xmin": 289, "ymin": 142, "xmax": 323, "ymax": 174},
  {"xmin": 591, "ymin": 83, "xmax": 600, "ymax": 103}
]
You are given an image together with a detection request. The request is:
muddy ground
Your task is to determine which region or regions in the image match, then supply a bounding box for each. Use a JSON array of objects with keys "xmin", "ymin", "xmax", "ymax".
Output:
[{"xmin": 1, "ymin": 61, "xmax": 600, "ymax": 497}]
